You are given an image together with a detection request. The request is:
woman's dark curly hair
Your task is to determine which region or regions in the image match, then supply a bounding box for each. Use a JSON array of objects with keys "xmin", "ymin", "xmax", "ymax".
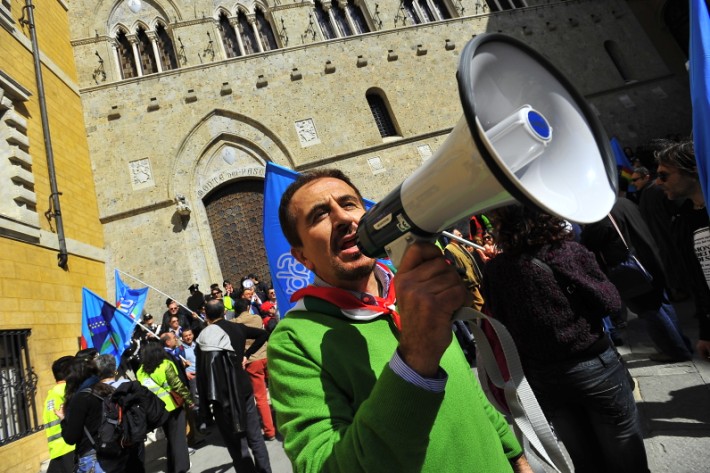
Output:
[
  {"xmin": 491, "ymin": 204, "xmax": 573, "ymax": 255},
  {"xmin": 139, "ymin": 339, "xmax": 169, "ymax": 374},
  {"xmin": 63, "ymin": 357, "xmax": 112, "ymax": 407}
]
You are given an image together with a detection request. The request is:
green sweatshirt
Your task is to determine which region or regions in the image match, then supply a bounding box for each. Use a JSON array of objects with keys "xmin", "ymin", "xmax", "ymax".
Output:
[{"xmin": 267, "ymin": 298, "xmax": 522, "ymax": 473}]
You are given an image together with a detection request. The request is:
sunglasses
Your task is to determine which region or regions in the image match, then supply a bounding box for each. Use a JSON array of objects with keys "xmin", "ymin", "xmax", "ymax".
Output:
[
  {"xmin": 657, "ymin": 171, "xmax": 670, "ymax": 182},
  {"xmin": 630, "ymin": 177, "xmax": 642, "ymax": 183}
]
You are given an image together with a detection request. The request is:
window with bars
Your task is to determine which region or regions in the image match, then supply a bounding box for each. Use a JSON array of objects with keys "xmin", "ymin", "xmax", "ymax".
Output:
[
  {"xmin": 0, "ymin": 329, "xmax": 39, "ymax": 447},
  {"xmin": 366, "ymin": 92, "xmax": 398, "ymax": 138}
]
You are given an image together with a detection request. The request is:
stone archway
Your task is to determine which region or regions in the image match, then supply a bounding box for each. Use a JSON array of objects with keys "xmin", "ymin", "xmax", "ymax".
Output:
[{"xmin": 203, "ymin": 179, "xmax": 270, "ymax": 287}]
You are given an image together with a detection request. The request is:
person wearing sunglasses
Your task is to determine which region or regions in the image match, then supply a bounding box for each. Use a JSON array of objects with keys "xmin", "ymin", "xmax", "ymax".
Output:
[{"xmin": 655, "ymin": 139, "xmax": 710, "ymax": 360}]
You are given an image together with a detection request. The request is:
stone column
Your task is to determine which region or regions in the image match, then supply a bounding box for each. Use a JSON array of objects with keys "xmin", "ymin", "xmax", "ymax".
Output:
[
  {"xmin": 229, "ymin": 17, "xmax": 246, "ymax": 56},
  {"xmin": 109, "ymin": 39, "xmax": 122, "ymax": 80},
  {"xmin": 127, "ymin": 35, "xmax": 144, "ymax": 77},
  {"xmin": 322, "ymin": 3, "xmax": 341, "ymax": 38},
  {"xmin": 147, "ymin": 31, "xmax": 163, "ymax": 73},
  {"xmin": 339, "ymin": 0, "xmax": 358, "ymax": 35},
  {"xmin": 248, "ymin": 16, "xmax": 264, "ymax": 53}
]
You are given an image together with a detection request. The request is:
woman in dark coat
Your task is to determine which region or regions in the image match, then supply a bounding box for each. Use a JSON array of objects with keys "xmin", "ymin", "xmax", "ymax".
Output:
[{"xmin": 482, "ymin": 205, "xmax": 649, "ymax": 473}]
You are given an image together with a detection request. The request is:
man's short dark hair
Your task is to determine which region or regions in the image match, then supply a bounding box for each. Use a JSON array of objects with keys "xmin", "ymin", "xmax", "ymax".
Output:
[
  {"xmin": 51, "ymin": 355, "xmax": 74, "ymax": 382},
  {"xmin": 655, "ymin": 139, "xmax": 697, "ymax": 176},
  {"xmin": 233, "ymin": 298, "xmax": 251, "ymax": 314},
  {"xmin": 223, "ymin": 280, "xmax": 231, "ymax": 287},
  {"xmin": 165, "ymin": 298, "xmax": 174, "ymax": 307},
  {"xmin": 278, "ymin": 169, "xmax": 365, "ymax": 247},
  {"xmin": 205, "ymin": 299, "xmax": 226, "ymax": 321}
]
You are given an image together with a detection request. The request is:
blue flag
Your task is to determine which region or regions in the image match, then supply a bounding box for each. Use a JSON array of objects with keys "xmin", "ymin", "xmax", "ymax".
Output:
[
  {"xmin": 81, "ymin": 288, "xmax": 136, "ymax": 364},
  {"xmin": 263, "ymin": 163, "xmax": 315, "ymax": 315},
  {"xmin": 691, "ymin": 0, "xmax": 710, "ymax": 217},
  {"xmin": 115, "ymin": 269, "xmax": 148, "ymax": 321},
  {"xmin": 263, "ymin": 163, "xmax": 376, "ymax": 315}
]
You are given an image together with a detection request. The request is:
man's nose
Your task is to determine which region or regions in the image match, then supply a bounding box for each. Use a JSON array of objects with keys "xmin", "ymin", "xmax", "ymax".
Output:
[{"xmin": 331, "ymin": 203, "xmax": 357, "ymax": 227}]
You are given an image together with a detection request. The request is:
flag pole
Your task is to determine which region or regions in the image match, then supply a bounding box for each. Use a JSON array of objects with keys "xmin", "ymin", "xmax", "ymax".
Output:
[
  {"xmin": 442, "ymin": 230, "xmax": 486, "ymax": 251},
  {"xmin": 116, "ymin": 269, "xmax": 194, "ymax": 314}
]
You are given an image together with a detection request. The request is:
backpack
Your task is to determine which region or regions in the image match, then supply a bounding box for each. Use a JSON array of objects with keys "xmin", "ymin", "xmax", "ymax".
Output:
[
  {"xmin": 81, "ymin": 386, "xmax": 129, "ymax": 457},
  {"xmin": 81, "ymin": 381, "xmax": 167, "ymax": 457}
]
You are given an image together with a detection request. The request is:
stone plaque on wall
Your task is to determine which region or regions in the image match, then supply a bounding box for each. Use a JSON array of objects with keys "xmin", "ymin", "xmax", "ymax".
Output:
[
  {"xmin": 129, "ymin": 158, "xmax": 154, "ymax": 190},
  {"xmin": 295, "ymin": 118, "xmax": 320, "ymax": 147}
]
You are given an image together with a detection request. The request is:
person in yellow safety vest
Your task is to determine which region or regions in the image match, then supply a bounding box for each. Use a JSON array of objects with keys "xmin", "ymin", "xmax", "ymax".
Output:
[
  {"xmin": 44, "ymin": 356, "xmax": 76, "ymax": 473},
  {"xmin": 137, "ymin": 340, "xmax": 194, "ymax": 473}
]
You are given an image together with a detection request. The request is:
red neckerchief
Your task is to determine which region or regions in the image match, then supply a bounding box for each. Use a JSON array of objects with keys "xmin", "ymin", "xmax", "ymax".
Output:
[{"xmin": 290, "ymin": 264, "xmax": 401, "ymax": 329}]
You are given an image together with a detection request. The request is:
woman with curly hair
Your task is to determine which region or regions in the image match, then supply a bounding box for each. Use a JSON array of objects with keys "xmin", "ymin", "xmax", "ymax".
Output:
[
  {"xmin": 482, "ymin": 204, "xmax": 649, "ymax": 473},
  {"xmin": 59, "ymin": 355, "xmax": 128, "ymax": 472},
  {"xmin": 137, "ymin": 340, "xmax": 194, "ymax": 473}
]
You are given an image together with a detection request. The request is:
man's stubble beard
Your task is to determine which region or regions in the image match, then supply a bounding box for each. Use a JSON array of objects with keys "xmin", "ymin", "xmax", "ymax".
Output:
[{"xmin": 333, "ymin": 254, "xmax": 377, "ymax": 282}]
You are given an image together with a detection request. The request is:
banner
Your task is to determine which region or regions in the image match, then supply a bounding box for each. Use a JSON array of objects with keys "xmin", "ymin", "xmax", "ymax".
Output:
[
  {"xmin": 690, "ymin": 0, "xmax": 710, "ymax": 217},
  {"xmin": 263, "ymin": 162, "xmax": 314, "ymax": 315},
  {"xmin": 115, "ymin": 269, "xmax": 148, "ymax": 321},
  {"xmin": 263, "ymin": 162, "xmax": 376, "ymax": 314},
  {"xmin": 81, "ymin": 288, "xmax": 136, "ymax": 363}
]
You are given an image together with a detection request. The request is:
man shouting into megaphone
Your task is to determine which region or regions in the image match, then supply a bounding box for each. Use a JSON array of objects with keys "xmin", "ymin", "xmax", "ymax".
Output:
[{"xmin": 267, "ymin": 169, "xmax": 532, "ymax": 473}]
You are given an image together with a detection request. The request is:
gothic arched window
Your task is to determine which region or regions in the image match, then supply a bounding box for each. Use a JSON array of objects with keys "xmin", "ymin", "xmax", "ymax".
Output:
[
  {"xmin": 156, "ymin": 23, "xmax": 178, "ymax": 70},
  {"xmin": 136, "ymin": 26, "xmax": 158, "ymax": 74},
  {"xmin": 255, "ymin": 8, "xmax": 278, "ymax": 51},
  {"xmin": 116, "ymin": 29, "xmax": 138, "ymax": 79},
  {"xmin": 237, "ymin": 11, "xmax": 258, "ymax": 54},
  {"xmin": 346, "ymin": 0, "xmax": 370, "ymax": 34},
  {"xmin": 315, "ymin": 1, "xmax": 336, "ymax": 40},
  {"xmin": 219, "ymin": 12, "xmax": 241, "ymax": 58},
  {"xmin": 330, "ymin": 0, "xmax": 352, "ymax": 37}
]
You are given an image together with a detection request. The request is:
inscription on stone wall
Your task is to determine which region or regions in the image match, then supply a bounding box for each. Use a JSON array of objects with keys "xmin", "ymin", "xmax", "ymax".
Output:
[
  {"xmin": 197, "ymin": 166, "xmax": 265, "ymax": 198},
  {"xmin": 129, "ymin": 157, "xmax": 154, "ymax": 190},
  {"xmin": 295, "ymin": 118, "xmax": 320, "ymax": 147}
]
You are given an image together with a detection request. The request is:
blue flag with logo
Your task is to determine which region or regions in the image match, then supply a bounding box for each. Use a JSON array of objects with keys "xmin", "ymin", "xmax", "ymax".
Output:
[
  {"xmin": 263, "ymin": 163, "xmax": 315, "ymax": 315},
  {"xmin": 691, "ymin": 0, "xmax": 710, "ymax": 217},
  {"xmin": 263, "ymin": 162, "xmax": 376, "ymax": 315},
  {"xmin": 115, "ymin": 269, "xmax": 148, "ymax": 321},
  {"xmin": 81, "ymin": 287, "xmax": 136, "ymax": 364}
]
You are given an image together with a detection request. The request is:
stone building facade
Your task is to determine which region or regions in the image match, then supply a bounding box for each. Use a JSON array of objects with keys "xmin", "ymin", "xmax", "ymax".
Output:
[
  {"xmin": 67, "ymin": 0, "xmax": 691, "ymax": 313},
  {"xmin": 0, "ymin": 0, "xmax": 106, "ymax": 471}
]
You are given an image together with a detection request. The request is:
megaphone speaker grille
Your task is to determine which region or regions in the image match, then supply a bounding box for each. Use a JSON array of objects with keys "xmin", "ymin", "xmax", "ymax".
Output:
[{"xmin": 458, "ymin": 34, "xmax": 617, "ymax": 224}]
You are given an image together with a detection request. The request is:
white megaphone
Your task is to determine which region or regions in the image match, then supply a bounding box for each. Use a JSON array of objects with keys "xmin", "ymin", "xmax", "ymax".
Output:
[{"xmin": 357, "ymin": 34, "xmax": 617, "ymax": 264}]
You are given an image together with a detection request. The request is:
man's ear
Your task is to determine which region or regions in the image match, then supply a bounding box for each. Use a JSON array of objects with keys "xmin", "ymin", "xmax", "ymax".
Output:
[{"xmin": 291, "ymin": 247, "xmax": 314, "ymax": 271}]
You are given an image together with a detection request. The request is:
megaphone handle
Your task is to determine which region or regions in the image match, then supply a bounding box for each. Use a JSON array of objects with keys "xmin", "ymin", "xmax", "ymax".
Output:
[{"xmin": 385, "ymin": 232, "xmax": 437, "ymax": 268}]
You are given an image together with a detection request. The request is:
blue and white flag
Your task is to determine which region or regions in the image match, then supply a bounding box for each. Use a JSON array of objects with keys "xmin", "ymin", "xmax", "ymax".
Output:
[
  {"xmin": 115, "ymin": 269, "xmax": 148, "ymax": 321},
  {"xmin": 263, "ymin": 162, "xmax": 315, "ymax": 315},
  {"xmin": 81, "ymin": 288, "xmax": 136, "ymax": 364},
  {"xmin": 690, "ymin": 0, "xmax": 710, "ymax": 217},
  {"xmin": 263, "ymin": 163, "xmax": 376, "ymax": 315}
]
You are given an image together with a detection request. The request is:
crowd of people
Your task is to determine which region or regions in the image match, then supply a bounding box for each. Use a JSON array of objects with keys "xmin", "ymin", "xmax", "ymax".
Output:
[
  {"xmin": 43, "ymin": 138, "xmax": 710, "ymax": 473},
  {"xmin": 44, "ymin": 275, "xmax": 280, "ymax": 473}
]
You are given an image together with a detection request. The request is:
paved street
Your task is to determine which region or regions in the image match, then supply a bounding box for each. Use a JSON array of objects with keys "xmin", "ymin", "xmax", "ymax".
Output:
[{"xmin": 146, "ymin": 298, "xmax": 710, "ymax": 473}]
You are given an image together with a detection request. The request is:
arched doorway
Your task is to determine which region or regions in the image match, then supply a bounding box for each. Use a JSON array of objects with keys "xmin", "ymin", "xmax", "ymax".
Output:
[{"xmin": 203, "ymin": 179, "xmax": 271, "ymax": 288}]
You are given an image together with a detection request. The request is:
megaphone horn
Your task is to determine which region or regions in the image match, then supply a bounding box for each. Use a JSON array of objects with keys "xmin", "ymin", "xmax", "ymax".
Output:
[{"xmin": 357, "ymin": 34, "xmax": 617, "ymax": 263}]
